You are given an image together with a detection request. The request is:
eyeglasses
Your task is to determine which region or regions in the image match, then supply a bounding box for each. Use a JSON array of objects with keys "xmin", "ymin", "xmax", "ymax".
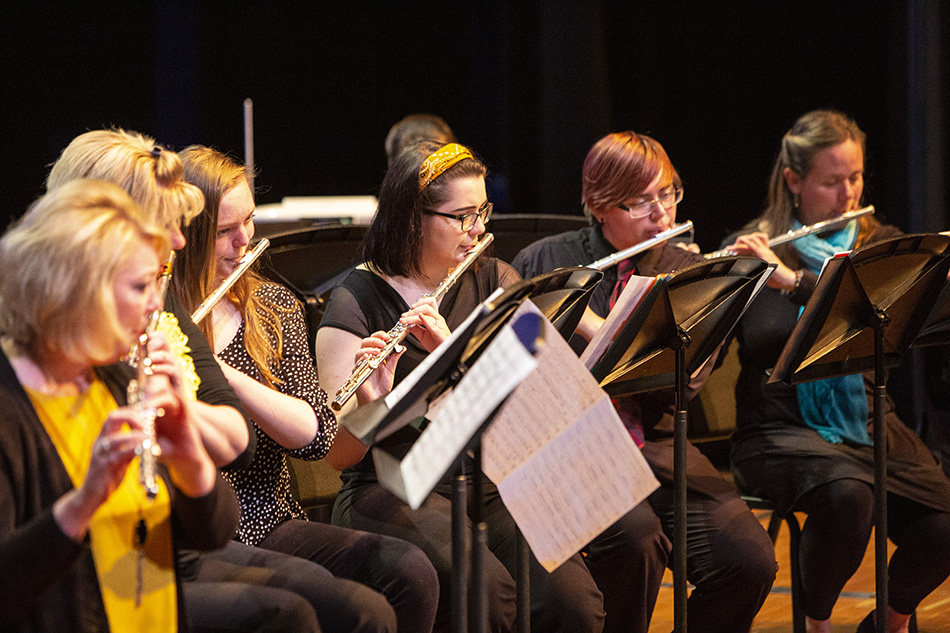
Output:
[
  {"xmin": 424, "ymin": 201, "xmax": 493, "ymax": 232},
  {"xmin": 618, "ymin": 186, "xmax": 684, "ymax": 219}
]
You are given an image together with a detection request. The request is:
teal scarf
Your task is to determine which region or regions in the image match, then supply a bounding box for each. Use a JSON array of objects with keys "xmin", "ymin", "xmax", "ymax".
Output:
[{"xmin": 793, "ymin": 219, "xmax": 872, "ymax": 446}]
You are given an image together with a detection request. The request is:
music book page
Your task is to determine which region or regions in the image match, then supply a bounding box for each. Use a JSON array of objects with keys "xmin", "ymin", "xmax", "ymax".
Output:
[
  {"xmin": 375, "ymin": 320, "xmax": 538, "ymax": 510},
  {"xmin": 483, "ymin": 302, "xmax": 659, "ymax": 572},
  {"xmin": 579, "ymin": 274, "xmax": 656, "ymax": 370}
]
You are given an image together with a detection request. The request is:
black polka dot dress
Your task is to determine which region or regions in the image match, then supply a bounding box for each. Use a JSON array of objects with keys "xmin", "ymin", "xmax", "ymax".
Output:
[{"xmin": 219, "ymin": 283, "xmax": 337, "ymax": 546}]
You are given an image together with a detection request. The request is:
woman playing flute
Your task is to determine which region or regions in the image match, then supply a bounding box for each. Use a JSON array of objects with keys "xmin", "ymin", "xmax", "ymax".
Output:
[
  {"xmin": 177, "ymin": 145, "xmax": 438, "ymax": 633},
  {"xmin": 0, "ymin": 180, "xmax": 239, "ymax": 632},
  {"xmin": 721, "ymin": 109, "xmax": 950, "ymax": 633},
  {"xmin": 512, "ymin": 131, "xmax": 777, "ymax": 633},
  {"xmin": 46, "ymin": 128, "xmax": 362, "ymax": 633},
  {"xmin": 316, "ymin": 141, "xmax": 605, "ymax": 633}
]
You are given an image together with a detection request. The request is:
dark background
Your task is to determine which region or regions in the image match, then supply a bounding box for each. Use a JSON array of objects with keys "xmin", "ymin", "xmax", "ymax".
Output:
[{"xmin": 2, "ymin": 1, "xmax": 947, "ymax": 254}]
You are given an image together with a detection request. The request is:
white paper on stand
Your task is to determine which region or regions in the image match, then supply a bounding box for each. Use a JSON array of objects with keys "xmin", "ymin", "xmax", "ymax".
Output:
[
  {"xmin": 580, "ymin": 274, "xmax": 656, "ymax": 371},
  {"xmin": 377, "ymin": 321, "xmax": 538, "ymax": 510},
  {"xmin": 482, "ymin": 302, "xmax": 659, "ymax": 572}
]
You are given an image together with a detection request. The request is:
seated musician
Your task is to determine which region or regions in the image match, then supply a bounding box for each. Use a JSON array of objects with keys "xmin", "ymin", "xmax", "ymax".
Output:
[
  {"xmin": 315, "ymin": 141, "xmax": 606, "ymax": 633},
  {"xmin": 511, "ymin": 131, "xmax": 777, "ymax": 633},
  {"xmin": 0, "ymin": 180, "xmax": 239, "ymax": 632},
  {"xmin": 721, "ymin": 109, "xmax": 950, "ymax": 633},
  {"xmin": 176, "ymin": 144, "xmax": 439, "ymax": 633},
  {"xmin": 47, "ymin": 129, "xmax": 363, "ymax": 633}
]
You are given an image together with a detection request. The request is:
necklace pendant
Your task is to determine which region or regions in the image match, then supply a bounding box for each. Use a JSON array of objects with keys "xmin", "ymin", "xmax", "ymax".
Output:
[{"xmin": 134, "ymin": 518, "xmax": 147, "ymax": 606}]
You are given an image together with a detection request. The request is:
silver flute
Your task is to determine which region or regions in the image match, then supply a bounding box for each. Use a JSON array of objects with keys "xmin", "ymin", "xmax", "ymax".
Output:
[
  {"xmin": 330, "ymin": 233, "xmax": 494, "ymax": 411},
  {"xmin": 587, "ymin": 221, "xmax": 694, "ymax": 270},
  {"xmin": 704, "ymin": 205, "xmax": 875, "ymax": 259},
  {"xmin": 191, "ymin": 238, "xmax": 270, "ymax": 323},
  {"xmin": 128, "ymin": 253, "xmax": 175, "ymax": 499}
]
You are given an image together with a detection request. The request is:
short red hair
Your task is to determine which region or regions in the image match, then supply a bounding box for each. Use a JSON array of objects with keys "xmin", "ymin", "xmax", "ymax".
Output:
[{"xmin": 581, "ymin": 131, "xmax": 680, "ymax": 214}]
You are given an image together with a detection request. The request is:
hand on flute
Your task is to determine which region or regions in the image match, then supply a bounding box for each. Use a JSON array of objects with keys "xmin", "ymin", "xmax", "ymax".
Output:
[
  {"xmin": 725, "ymin": 232, "xmax": 800, "ymax": 291},
  {"xmin": 53, "ymin": 413, "xmax": 146, "ymax": 542},
  {"xmin": 400, "ymin": 296, "xmax": 450, "ymax": 352},
  {"xmin": 354, "ymin": 330, "xmax": 405, "ymax": 406}
]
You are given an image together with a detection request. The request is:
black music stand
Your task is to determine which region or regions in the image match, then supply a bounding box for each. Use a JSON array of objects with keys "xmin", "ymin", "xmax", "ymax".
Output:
[
  {"xmin": 914, "ymin": 279, "xmax": 950, "ymax": 348},
  {"xmin": 523, "ymin": 266, "xmax": 603, "ymax": 340},
  {"xmin": 339, "ymin": 281, "xmax": 545, "ymax": 633},
  {"xmin": 586, "ymin": 256, "xmax": 774, "ymax": 633},
  {"xmin": 769, "ymin": 233, "xmax": 950, "ymax": 633}
]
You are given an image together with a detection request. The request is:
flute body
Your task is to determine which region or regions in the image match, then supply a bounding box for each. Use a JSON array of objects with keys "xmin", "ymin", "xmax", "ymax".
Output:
[
  {"xmin": 705, "ymin": 206, "xmax": 875, "ymax": 259},
  {"xmin": 129, "ymin": 252, "xmax": 175, "ymax": 499},
  {"xmin": 587, "ymin": 222, "xmax": 694, "ymax": 270},
  {"xmin": 192, "ymin": 238, "xmax": 270, "ymax": 323},
  {"xmin": 330, "ymin": 233, "xmax": 495, "ymax": 411}
]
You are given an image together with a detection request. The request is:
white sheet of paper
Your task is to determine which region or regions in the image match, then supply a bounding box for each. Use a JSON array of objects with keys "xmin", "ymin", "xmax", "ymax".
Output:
[
  {"xmin": 393, "ymin": 323, "xmax": 538, "ymax": 509},
  {"xmin": 580, "ymin": 274, "xmax": 656, "ymax": 370},
  {"xmin": 483, "ymin": 301, "xmax": 659, "ymax": 571},
  {"xmin": 493, "ymin": 397, "xmax": 657, "ymax": 571}
]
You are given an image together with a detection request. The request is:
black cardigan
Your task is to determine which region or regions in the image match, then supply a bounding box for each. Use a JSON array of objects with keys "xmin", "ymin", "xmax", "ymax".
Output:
[{"xmin": 0, "ymin": 347, "xmax": 240, "ymax": 632}]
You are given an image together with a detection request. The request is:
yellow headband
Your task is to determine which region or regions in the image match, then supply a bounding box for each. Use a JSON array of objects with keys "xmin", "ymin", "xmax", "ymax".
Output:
[{"xmin": 418, "ymin": 143, "xmax": 474, "ymax": 191}]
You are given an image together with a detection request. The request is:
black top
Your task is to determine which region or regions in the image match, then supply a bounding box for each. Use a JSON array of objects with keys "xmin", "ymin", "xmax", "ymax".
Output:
[
  {"xmin": 218, "ymin": 283, "xmax": 337, "ymax": 546},
  {"xmin": 319, "ymin": 258, "xmax": 520, "ymax": 489},
  {"xmin": 512, "ymin": 224, "xmax": 737, "ymax": 498},
  {"xmin": 165, "ymin": 292, "xmax": 256, "ymax": 470}
]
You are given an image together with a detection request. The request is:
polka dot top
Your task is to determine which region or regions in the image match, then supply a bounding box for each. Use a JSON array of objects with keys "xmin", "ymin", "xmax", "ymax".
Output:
[{"xmin": 219, "ymin": 282, "xmax": 338, "ymax": 546}]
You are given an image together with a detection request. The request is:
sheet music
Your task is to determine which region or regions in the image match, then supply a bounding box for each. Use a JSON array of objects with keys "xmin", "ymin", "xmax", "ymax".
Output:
[
  {"xmin": 386, "ymin": 323, "xmax": 538, "ymax": 509},
  {"xmin": 483, "ymin": 301, "xmax": 659, "ymax": 571},
  {"xmin": 492, "ymin": 397, "xmax": 657, "ymax": 571},
  {"xmin": 579, "ymin": 274, "xmax": 656, "ymax": 370}
]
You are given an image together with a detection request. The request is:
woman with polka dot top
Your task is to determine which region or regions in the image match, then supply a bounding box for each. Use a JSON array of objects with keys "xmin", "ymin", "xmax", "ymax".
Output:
[{"xmin": 175, "ymin": 145, "xmax": 439, "ymax": 633}]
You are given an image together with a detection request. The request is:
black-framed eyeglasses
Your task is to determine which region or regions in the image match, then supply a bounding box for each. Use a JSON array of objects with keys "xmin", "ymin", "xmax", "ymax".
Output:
[
  {"xmin": 619, "ymin": 186, "xmax": 684, "ymax": 219},
  {"xmin": 424, "ymin": 201, "xmax": 493, "ymax": 231}
]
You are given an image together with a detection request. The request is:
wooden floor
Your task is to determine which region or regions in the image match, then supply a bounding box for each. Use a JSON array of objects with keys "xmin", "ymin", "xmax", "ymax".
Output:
[{"xmin": 647, "ymin": 511, "xmax": 950, "ymax": 633}]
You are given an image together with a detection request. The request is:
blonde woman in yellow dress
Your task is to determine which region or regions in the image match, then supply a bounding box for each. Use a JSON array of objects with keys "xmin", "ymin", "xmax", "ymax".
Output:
[{"xmin": 0, "ymin": 179, "xmax": 238, "ymax": 632}]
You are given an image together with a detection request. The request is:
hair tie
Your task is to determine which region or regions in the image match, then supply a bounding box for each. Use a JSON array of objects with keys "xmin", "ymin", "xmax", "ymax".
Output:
[
  {"xmin": 150, "ymin": 146, "xmax": 162, "ymax": 158},
  {"xmin": 419, "ymin": 143, "xmax": 473, "ymax": 191}
]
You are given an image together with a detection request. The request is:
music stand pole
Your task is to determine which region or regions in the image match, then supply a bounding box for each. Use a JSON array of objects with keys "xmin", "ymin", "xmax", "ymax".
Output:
[
  {"xmin": 672, "ymin": 330, "xmax": 690, "ymax": 633},
  {"xmin": 452, "ymin": 461, "xmax": 470, "ymax": 633},
  {"xmin": 768, "ymin": 234, "xmax": 950, "ymax": 633},
  {"xmin": 872, "ymin": 310, "xmax": 889, "ymax": 633}
]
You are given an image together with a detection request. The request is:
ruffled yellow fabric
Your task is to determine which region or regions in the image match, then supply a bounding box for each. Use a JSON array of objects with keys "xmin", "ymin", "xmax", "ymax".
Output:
[{"xmin": 157, "ymin": 311, "xmax": 200, "ymax": 400}]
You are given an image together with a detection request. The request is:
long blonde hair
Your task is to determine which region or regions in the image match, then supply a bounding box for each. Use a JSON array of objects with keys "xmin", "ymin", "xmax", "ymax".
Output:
[{"xmin": 175, "ymin": 145, "xmax": 289, "ymax": 386}]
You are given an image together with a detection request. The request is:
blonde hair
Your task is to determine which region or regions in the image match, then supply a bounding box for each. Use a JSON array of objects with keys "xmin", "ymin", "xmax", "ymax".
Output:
[
  {"xmin": 176, "ymin": 145, "xmax": 289, "ymax": 386},
  {"xmin": 47, "ymin": 128, "xmax": 205, "ymax": 232},
  {"xmin": 0, "ymin": 179, "xmax": 169, "ymax": 364}
]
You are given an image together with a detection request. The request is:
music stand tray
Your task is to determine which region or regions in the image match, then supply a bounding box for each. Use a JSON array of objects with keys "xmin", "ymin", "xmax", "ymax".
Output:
[
  {"xmin": 580, "ymin": 255, "xmax": 774, "ymax": 633},
  {"xmin": 768, "ymin": 233, "xmax": 950, "ymax": 633}
]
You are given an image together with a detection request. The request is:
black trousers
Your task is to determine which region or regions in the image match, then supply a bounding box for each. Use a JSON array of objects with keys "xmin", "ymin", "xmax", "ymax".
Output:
[
  {"xmin": 584, "ymin": 487, "xmax": 777, "ymax": 633},
  {"xmin": 258, "ymin": 519, "xmax": 440, "ymax": 633},
  {"xmin": 333, "ymin": 479, "xmax": 605, "ymax": 633},
  {"xmin": 795, "ymin": 479, "xmax": 950, "ymax": 620},
  {"xmin": 184, "ymin": 540, "xmax": 397, "ymax": 633}
]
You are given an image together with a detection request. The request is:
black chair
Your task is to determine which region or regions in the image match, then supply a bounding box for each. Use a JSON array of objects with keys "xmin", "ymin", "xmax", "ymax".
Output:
[
  {"xmin": 258, "ymin": 223, "xmax": 368, "ymax": 354},
  {"xmin": 700, "ymin": 340, "xmax": 805, "ymax": 632},
  {"xmin": 741, "ymin": 496, "xmax": 805, "ymax": 633},
  {"xmin": 258, "ymin": 224, "xmax": 367, "ymax": 519},
  {"xmin": 487, "ymin": 214, "xmax": 590, "ymax": 263}
]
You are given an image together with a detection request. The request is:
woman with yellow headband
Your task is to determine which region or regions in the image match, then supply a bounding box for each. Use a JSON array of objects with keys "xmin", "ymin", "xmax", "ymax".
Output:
[{"xmin": 316, "ymin": 141, "xmax": 605, "ymax": 633}]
